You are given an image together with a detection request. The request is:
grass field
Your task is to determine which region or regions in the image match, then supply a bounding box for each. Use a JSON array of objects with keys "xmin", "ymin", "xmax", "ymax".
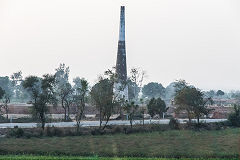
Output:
[
  {"xmin": 0, "ymin": 128, "xmax": 239, "ymax": 158},
  {"xmin": 0, "ymin": 156, "xmax": 238, "ymax": 160}
]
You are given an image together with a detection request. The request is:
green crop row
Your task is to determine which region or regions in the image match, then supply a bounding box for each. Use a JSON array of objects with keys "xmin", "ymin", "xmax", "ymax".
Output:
[{"xmin": 0, "ymin": 156, "xmax": 238, "ymax": 160}]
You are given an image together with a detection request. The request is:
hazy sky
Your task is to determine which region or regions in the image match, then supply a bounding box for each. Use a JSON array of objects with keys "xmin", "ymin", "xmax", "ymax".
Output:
[{"xmin": 0, "ymin": 0, "xmax": 240, "ymax": 91}]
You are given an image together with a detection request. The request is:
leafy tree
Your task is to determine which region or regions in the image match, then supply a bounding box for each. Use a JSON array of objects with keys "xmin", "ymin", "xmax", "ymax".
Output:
[
  {"xmin": 174, "ymin": 85, "xmax": 212, "ymax": 124},
  {"xmin": 23, "ymin": 75, "xmax": 56, "ymax": 130},
  {"xmin": 73, "ymin": 78, "xmax": 89, "ymax": 132},
  {"xmin": 205, "ymin": 90, "xmax": 215, "ymax": 97},
  {"xmin": 228, "ymin": 104, "xmax": 240, "ymax": 127},
  {"xmin": 90, "ymin": 78, "xmax": 116, "ymax": 130},
  {"xmin": 164, "ymin": 80, "xmax": 188, "ymax": 101},
  {"xmin": 174, "ymin": 79, "xmax": 188, "ymax": 94},
  {"xmin": 230, "ymin": 91, "xmax": 240, "ymax": 99},
  {"xmin": 0, "ymin": 87, "xmax": 5, "ymax": 116},
  {"xmin": 142, "ymin": 82, "xmax": 165, "ymax": 99},
  {"xmin": 0, "ymin": 87, "xmax": 5, "ymax": 99},
  {"xmin": 0, "ymin": 76, "xmax": 14, "ymax": 119},
  {"xmin": 54, "ymin": 63, "xmax": 72, "ymax": 121},
  {"xmin": 216, "ymin": 90, "xmax": 225, "ymax": 96},
  {"xmin": 123, "ymin": 101, "xmax": 138, "ymax": 128},
  {"xmin": 165, "ymin": 82, "xmax": 176, "ymax": 100},
  {"xmin": 147, "ymin": 97, "xmax": 168, "ymax": 119}
]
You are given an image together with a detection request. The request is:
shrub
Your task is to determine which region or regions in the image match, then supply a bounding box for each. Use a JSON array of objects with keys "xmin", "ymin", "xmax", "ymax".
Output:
[
  {"xmin": 66, "ymin": 129, "xmax": 77, "ymax": 136},
  {"xmin": 169, "ymin": 118, "xmax": 180, "ymax": 130},
  {"xmin": 111, "ymin": 126, "xmax": 122, "ymax": 134},
  {"xmin": 24, "ymin": 131, "xmax": 33, "ymax": 139},
  {"xmin": 228, "ymin": 105, "xmax": 240, "ymax": 127},
  {"xmin": 91, "ymin": 128, "xmax": 105, "ymax": 135},
  {"xmin": 149, "ymin": 124, "xmax": 169, "ymax": 131},
  {"xmin": 45, "ymin": 126, "xmax": 63, "ymax": 137},
  {"xmin": 228, "ymin": 114, "xmax": 240, "ymax": 127},
  {"xmin": 0, "ymin": 115, "xmax": 9, "ymax": 123},
  {"xmin": 46, "ymin": 126, "xmax": 53, "ymax": 137},
  {"xmin": 52, "ymin": 127, "xmax": 63, "ymax": 137},
  {"xmin": 7, "ymin": 127, "xmax": 24, "ymax": 138},
  {"xmin": 15, "ymin": 128, "xmax": 24, "ymax": 138},
  {"xmin": 0, "ymin": 115, "xmax": 6, "ymax": 120}
]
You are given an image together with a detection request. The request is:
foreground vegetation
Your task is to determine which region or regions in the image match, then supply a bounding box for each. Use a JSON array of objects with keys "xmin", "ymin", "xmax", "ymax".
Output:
[
  {"xmin": 0, "ymin": 128, "xmax": 239, "ymax": 158},
  {"xmin": 0, "ymin": 156, "xmax": 238, "ymax": 160}
]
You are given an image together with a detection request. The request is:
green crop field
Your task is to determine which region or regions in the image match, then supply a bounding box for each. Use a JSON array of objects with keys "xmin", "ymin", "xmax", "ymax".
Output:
[
  {"xmin": 0, "ymin": 128, "xmax": 239, "ymax": 158},
  {"xmin": 0, "ymin": 156, "xmax": 238, "ymax": 160}
]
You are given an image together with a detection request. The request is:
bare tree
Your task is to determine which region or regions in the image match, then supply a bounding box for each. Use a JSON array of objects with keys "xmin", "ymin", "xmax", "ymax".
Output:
[
  {"xmin": 129, "ymin": 68, "xmax": 146, "ymax": 101},
  {"xmin": 73, "ymin": 78, "xmax": 88, "ymax": 132},
  {"xmin": 54, "ymin": 63, "xmax": 72, "ymax": 121}
]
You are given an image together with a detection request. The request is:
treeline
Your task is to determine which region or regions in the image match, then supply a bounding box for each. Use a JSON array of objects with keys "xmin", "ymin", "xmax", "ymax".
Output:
[
  {"xmin": 142, "ymin": 82, "xmax": 229, "ymax": 102},
  {"xmin": 0, "ymin": 63, "xmax": 239, "ymax": 131}
]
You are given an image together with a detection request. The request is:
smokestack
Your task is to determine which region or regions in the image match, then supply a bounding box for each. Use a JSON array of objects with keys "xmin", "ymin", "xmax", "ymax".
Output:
[
  {"xmin": 114, "ymin": 6, "xmax": 128, "ymax": 101},
  {"xmin": 116, "ymin": 6, "xmax": 127, "ymax": 82}
]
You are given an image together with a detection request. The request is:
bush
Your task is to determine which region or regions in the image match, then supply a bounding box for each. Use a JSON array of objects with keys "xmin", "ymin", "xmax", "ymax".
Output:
[
  {"xmin": 169, "ymin": 118, "xmax": 180, "ymax": 130},
  {"xmin": 228, "ymin": 105, "xmax": 240, "ymax": 127},
  {"xmin": 0, "ymin": 115, "xmax": 5, "ymax": 120},
  {"xmin": 7, "ymin": 127, "xmax": 24, "ymax": 138},
  {"xmin": 45, "ymin": 126, "xmax": 63, "ymax": 137},
  {"xmin": 16, "ymin": 128, "xmax": 24, "ymax": 137},
  {"xmin": 111, "ymin": 126, "xmax": 122, "ymax": 134},
  {"xmin": 53, "ymin": 127, "xmax": 63, "ymax": 137},
  {"xmin": 0, "ymin": 115, "xmax": 9, "ymax": 123},
  {"xmin": 91, "ymin": 128, "xmax": 105, "ymax": 135},
  {"xmin": 228, "ymin": 114, "xmax": 240, "ymax": 127},
  {"xmin": 149, "ymin": 124, "xmax": 169, "ymax": 131}
]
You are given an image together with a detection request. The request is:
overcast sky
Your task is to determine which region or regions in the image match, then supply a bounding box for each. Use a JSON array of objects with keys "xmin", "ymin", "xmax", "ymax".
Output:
[{"xmin": 0, "ymin": 0, "xmax": 240, "ymax": 91}]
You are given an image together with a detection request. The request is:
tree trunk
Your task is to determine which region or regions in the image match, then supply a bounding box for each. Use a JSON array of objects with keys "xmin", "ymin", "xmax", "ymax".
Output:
[
  {"xmin": 41, "ymin": 122, "xmax": 45, "ymax": 130},
  {"xmin": 143, "ymin": 116, "xmax": 144, "ymax": 126},
  {"xmin": 187, "ymin": 110, "xmax": 191, "ymax": 123},
  {"xmin": 67, "ymin": 106, "xmax": 70, "ymax": 120},
  {"xmin": 76, "ymin": 108, "xmax": 84, "ymax": 133},
  {"xmin": 130, "ymin": 114, "xmax": 133, "ymax": 128},
  {"xmin": 76, "ymin": 121, "xmax": 80, "ymax": 132},
  {"xmin": 41, "ymin": 114, "xmax": 45, "ymax": 130},
  {"xmin": 102, "ymin": 116, "xmax": 110, "ymax": 130},
  {"xmin": 197, "ymin": 116, "xmax": 200, "ymax": 125},
  {"xmin": 64, "ymin": 108, "xmax": 67, "ymax": 121},
  {"xmin": 62, "ymin": 100, "xmax": 67, "ymax": 121},
  {"xmin": 99, "ymin": 109, "xmax": 102, "ymax": 129},
  {"xmin": 6, "ymin": 106, "xmax": 9, "ymax": 120}
]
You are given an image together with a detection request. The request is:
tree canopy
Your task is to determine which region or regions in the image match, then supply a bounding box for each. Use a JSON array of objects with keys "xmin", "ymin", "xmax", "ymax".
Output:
[
  {"xmin": 216, "ymin": 90, "xmax": 225, "ymax": 96},
  {"xmin": 174, "ymin": 82, "xmax": 212, "ymax": 124},
  {"xmin": 147, "ymin": 97, "xmax": 168, "ymax": 118},
  {"xmin": 90, "ymin": 78, "xmax": 116, "ymax": 130},
  {"xmin": 23, "ymin": 74, "xmax": 56, "ymax": 129},
  {"xmin": 142, "ymin": 82, "xmax": 165, "ymax": 99}
]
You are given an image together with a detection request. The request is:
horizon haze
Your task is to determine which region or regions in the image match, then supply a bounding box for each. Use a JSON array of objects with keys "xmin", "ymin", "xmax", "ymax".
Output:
[{"xmin": 0, "ymin": 0, "xmax": 240, "ymax": 91}]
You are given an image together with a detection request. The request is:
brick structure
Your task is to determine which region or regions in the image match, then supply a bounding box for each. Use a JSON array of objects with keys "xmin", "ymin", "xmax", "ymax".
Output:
[{"xmin": 114, "ymin": 6, "xmax": 129, "ymax": 101}]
